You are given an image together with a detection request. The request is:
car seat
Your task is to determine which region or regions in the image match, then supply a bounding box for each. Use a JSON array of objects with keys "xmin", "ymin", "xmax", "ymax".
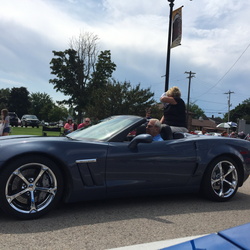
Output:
[
  {"xmin": 136, "ymin": 124, "xmax": 146, "ymax": 135},
  {"xmin": 160, "ymin": 124, "xmax": 173, "ymax": 140},
  {"xmin": 173, "ymin": 132, "xmax": 185, "ymax": 139}
]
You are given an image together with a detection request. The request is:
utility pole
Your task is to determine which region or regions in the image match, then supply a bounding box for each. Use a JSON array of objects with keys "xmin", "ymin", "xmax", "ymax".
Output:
[
  {"xmin": 224, "ymin": 90, "xmax": 234, "ymax": 122},
  {"xmin": 185, "ymin": 71, "xmax": 196, "ymax": 130}
]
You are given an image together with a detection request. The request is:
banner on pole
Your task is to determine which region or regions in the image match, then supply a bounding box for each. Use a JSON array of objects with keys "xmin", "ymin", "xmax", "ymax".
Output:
[{"xmin": 171, "ymin": 6, "xmax": 183, "ymax": 48}]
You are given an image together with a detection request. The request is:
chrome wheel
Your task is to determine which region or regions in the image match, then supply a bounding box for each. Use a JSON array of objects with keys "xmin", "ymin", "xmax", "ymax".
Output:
[
  {"xmin": 202, "ymin": 157, "xmax": 240, "ymax": 201},
  {"xmin": 211, "ymin": 160, "xmax": 238, "ymax": 198},
  {"xmin": 0, "ymin": 156, "xmax": 63, "ymax": 219},
  {"xmin": 6, "ymin": 163, "xmax": 58, "ymax": 214}
]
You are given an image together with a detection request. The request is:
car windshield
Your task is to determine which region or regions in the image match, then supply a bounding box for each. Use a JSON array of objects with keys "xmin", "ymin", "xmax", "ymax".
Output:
[
  {"xmin": 67, "ymin": 115, "xmax": 142, "ymax": 141},
  {"xmin": 26, "ymin": 115, "xmax": 38, "ymax": 119}
]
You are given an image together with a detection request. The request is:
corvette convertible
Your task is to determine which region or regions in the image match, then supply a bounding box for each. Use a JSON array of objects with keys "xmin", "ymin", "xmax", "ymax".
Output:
[{"xmin": 0, "ymin": 115, "xmax": 250, "ymax": 220}]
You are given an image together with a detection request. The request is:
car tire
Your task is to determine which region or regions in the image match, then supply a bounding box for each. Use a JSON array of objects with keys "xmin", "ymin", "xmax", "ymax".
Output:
[
  {"xmin": 201, "ymin": 156, "xmax": 239, "ymax": 202},
  {"xmin": 0, "ymin": 156, "xmax": 63, "ymax": 219}
]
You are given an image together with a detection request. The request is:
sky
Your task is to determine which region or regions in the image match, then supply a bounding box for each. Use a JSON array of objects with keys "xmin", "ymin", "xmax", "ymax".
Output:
[{"xmin": 1, "ymin": 0, "xmax": 250, "ymax": 119}]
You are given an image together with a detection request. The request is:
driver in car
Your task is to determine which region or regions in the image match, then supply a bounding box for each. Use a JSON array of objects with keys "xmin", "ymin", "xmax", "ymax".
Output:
[{"xmin": 146, "ymin": 119, "xmax": 163, "ymax": 141}]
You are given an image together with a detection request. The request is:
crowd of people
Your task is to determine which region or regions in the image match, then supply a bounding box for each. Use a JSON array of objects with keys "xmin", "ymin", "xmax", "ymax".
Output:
[
  {"xmin": 0, "ymin": 108, "xmax": 93, "ymax": 136},
  {"xmin": 198, "ymin": 128, "xmax": 246, "ymax": 139},
  {"xmin": 63, "ymin": 117, "xmax": 91, "ymax": 134}
]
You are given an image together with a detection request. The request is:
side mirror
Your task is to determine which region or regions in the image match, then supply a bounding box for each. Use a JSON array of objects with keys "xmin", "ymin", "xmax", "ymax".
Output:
[{"xmin": 128, "ymin": 134, "xmax": 153, "ymax": 150}]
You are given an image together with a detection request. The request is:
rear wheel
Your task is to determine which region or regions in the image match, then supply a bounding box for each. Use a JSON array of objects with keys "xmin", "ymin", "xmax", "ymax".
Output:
[
  {"xmin": 0, "ymin": 156, "xmax": 63, "ymax": 219},
  {"xmin": 201, "ymin": 156, "xmax": 239, "ymax": 201}
]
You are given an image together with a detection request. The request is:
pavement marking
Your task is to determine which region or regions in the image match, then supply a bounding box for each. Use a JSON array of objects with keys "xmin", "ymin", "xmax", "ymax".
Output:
[{"xmin": 107, "ymin": 235, "xmax": 207, "ymax": 250}]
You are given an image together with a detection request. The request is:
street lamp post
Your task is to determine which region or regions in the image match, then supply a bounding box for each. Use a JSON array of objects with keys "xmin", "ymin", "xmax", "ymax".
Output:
[{"xmin": 165, "ymin": 0, "xmax": 175, "ymax": 92}]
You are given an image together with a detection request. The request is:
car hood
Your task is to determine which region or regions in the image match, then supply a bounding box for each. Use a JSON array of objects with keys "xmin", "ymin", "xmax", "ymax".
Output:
[
  {"xmin": 0, "ymin": 135, "xmax": 105, "ymax": 146},
  {"xmin": 0, "ymin": 135, "xmax": 38, "ymax": 141}
]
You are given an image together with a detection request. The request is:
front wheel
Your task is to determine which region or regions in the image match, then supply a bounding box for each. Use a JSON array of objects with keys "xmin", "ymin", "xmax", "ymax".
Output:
[
  {"xmin": 201, "ymin": 156, "xmax": 240, "ymax": 202},
  {"xmin": 0, "ymin": 156, "xmax": 63, "ymax": 219}
]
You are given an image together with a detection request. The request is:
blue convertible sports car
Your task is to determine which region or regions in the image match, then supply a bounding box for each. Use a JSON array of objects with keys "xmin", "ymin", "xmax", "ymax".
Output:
[{"xmin": 0, "ymin": 115, "xmax": 250, "ymax": 219}]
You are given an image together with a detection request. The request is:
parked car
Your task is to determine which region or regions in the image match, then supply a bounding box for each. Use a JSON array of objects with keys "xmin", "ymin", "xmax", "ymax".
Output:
[
  {"xmin": 8, "ymin": 112, "xmax": 19, "ymax": 127},
  {"xmin": 0, "ymin": 115, "xmax": 250, "ymax": 220},
  {"xmin": 21, "ymin": 114, "xmax": 40, "ymax": 128}
]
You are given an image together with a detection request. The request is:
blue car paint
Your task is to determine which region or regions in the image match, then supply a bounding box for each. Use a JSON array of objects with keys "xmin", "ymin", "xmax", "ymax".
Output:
[
  {"xmin": 161, "ymin": 222, "xmax": 250, "ymax": 249},
  {"xmin": 0, "ymin": 115, "xmax": 250, "ymax": 207}
]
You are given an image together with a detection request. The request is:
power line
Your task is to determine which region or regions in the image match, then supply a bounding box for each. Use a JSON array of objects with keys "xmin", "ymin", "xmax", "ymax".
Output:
[{"xmin": 196, "ymin": 43, "xmax": 250, "ymax": 98}]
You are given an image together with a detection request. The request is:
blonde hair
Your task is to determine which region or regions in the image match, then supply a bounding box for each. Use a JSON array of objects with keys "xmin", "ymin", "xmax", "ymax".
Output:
[{"xmin": 166, "ymin": 86, "xmax": 181, "ymax": 98}]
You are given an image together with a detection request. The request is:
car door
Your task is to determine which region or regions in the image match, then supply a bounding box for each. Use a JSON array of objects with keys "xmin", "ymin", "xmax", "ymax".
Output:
[{"xmin": 105, "ymin": 139, "xmax": 197, "ymax": 195}]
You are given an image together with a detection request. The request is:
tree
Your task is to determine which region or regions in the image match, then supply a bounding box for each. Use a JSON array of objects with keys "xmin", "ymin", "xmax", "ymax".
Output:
[
  {"xmin": 86, "ymin": 50, "xmax": 116, "ymax": 120},
  {"xmin": 48, "ymin": 105, "xmax": 68, "ymax": 122},
  {"xmin": 0, "ymin": 88, "xmax": 10, "ymax": 111},
  {"xmin": 229, "ymin": 98, "xmax": 250, "ymax": 123},
  {"xmin": 29, "ymin": 92, "xmax": 54, "ymax": 121},
  {"xmin": 149, "ymin": 104, "xmax": 164, "ymax": 120},
  {"xmin": 29, "ymin": 92, "xmax": 69, "ymax": 122},
  {"xmin": 85, "ymin": 80, "xmax": 155, "ymax": 120},
  {"xmin": 49, "ymin": 32, "xmax": 116, "ymax": 123},
  {"xmin": 90, "ymin": 50, "xmax": 116, "ymax": 89},
  {"xmin": 8, "ymin": 87, "xmax": 30, "ymax": 117},
  {"xmin": 188, "ymin": 103, "xmax": 205, "ymax": 119}
]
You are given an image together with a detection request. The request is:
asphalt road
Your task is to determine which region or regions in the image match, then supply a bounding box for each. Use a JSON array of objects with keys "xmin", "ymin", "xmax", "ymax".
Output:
[{"xmin": 1, "ymin": 179, "xmax": 250, "ymax": 250}]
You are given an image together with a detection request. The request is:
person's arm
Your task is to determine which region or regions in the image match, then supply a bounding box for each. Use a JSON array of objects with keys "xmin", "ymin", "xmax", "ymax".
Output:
[
  {"xmin": 1, "ymin": 117, "xmax": 7, "ymax": 125},
  {"xmin": 3, "ymin": 116, "xmax": 9, "ymax": 124},
  {"xmin": 64, "ymin": 123, "xmax": 69, "ymax": 130},
  {"xmin": 160, "ymin": 116, "xmax": 165, "ymax": 124},
  {"xmin": 160, "ymin": 96, "xmax": 177, "ymax": 104}
]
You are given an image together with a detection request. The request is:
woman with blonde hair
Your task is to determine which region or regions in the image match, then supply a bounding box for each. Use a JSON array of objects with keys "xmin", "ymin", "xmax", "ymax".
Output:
[
  {"xmin": 160, "ymin": 86, "xmax": 188, "ymax": 133},
  {"xmin": 1, "ymin": 109, "xmax": 10, "ymax": 136}
]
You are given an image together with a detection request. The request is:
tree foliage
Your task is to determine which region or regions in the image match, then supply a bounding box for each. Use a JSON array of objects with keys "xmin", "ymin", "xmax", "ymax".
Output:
[
  {"xmin": 229, "ymin": 98, "xmax": 250, "ymax": 123},
  {"xmin": 8, "ymin": 87, "xmax": 31, "ymax": 117},
  {"xmin": 29, "ymin": 92, "xmax": 54, "ymax": 121},
  {"xmin": 188, "ymin": 102, "xmax": 205, "ymax": 119},
  {"xmin": 85, "ymin": 80, "xmax": 155, "ymax": 120},
  {"xmin": 90, "ymin": 50, "xmax": 116, "ymax": 89},
  {"xmin": 29, "ymin": 92, "xmax": 68, "ymax": 122},
  {"xmin": 0, "ymin": 88, "xmax": 10, "ymax": 111},
  {"xmin": 0, "ymin": 87, "xmax": 68, "ymax": 122},
  {"xmin": 0, "ymin": 87, "xmax": 30, "ymax": 116},
  {"xmin": 49, "ymin": 32, "xmax": 116, "ymax": 123},
  {"xmin": 48, "ymin": 105, "xmax": 68, "ymax": 122}
]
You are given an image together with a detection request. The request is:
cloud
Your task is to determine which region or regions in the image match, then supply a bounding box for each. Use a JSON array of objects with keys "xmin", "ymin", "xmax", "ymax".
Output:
[
  {"xmin": 0, "ymin": 78, "xmax": 23, "ymax": 86},
  {"xmin": 0, "ymin": 0, "xmax": 250, "ymax": 117}
]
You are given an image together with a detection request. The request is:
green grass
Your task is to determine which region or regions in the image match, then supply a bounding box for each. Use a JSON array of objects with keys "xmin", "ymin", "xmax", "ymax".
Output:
[{"xmin": 11, "ymin": 126, "xmax": 63, "ymax": 136}]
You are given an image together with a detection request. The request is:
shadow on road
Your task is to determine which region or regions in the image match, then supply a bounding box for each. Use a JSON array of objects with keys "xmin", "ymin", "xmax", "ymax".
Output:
[{"xmin": 0, "ymin": 189, "xmax": 249, "ymax": 234}]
